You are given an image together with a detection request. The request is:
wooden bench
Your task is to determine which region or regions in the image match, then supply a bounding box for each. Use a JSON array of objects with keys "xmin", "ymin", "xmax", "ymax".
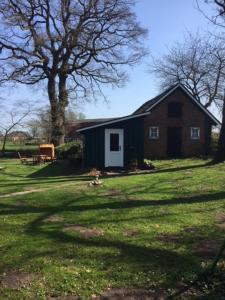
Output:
[{"xmin": 18, "ymin": 152, "xmax": 33, "ymax": 165}]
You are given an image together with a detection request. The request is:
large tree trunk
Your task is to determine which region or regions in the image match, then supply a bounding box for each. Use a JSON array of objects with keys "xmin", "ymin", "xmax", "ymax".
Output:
[
  {"xmin": 48, "ymin": 77, "xmax": 66, "ymax": 146},
  {"xmin": 214, "ymin": 98, "xmax": 225, "ymax": 163}
]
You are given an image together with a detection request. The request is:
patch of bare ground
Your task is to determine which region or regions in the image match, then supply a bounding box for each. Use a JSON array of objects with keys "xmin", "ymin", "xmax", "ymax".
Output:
[
  {"xmin": 46, "ymin": 215, "xmax": 64, "ymax": 222},
  {"xmin": 182, "ymin": 226, "xmax": 199, "ymax": 234},
  {"xmin": 103, "ymin": 189, "xmax": 122, "ymax": 197},
  {"xmin": 184, "ymin": 171, "xmax": 193, "ymax": 175},
  {"xmin": 95, "ymin": 287, "xmax": 167, "ymax": 300},
  {"xmin": 194, "ymin": 239, "xmax": 224, "ymax": 258},
  {"xmin": 215, "ymin": 212, "xmax": 225, "ymax": 222},
  {"xmin": 15, "ymin": 200, "xmax": 27, "ymax": 207},
  {"xmin": 123, "ymin": 230, "xmax": 140, "ymax": 237},
  {"xmin": 124, "ymin": 195, "xmax": 143, "ymax": 201},
  {"xmin": 63, "ymin": 224, "xmax": 104, "ymax": 238},
  {"xmin": 0, "ymin": 189, "xmax": 46, "ymax": 198},
  {"xmin": 215, "ymin": 212, "xmax": 225, "ymax": 229},
  {"xmin": 48, "ymin": 296, "xmax": 78, "ymax": 300},
  {"xmin": 157, "ymin": 234, "xmax": 181, "ymax": 244},
  {"xmin": 173, "ymin": 282, "xmax": 205, "ymax": 299},
  {"xmin": 0, "ymin": 271, "xmax": 36, "ymax": 290}
]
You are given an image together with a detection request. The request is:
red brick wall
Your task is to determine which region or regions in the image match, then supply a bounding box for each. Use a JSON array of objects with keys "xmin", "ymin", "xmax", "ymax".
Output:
[{"xmin": 143, "ymin": 87, "xmax": 211, "ymax": 158}]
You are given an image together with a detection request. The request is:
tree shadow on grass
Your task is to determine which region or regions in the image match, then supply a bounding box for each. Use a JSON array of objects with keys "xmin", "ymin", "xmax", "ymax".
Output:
[
  {"xmin": 27, "ymin": 160, "xmax": 211, "ymax": 181},
  {"xmin": 19, "ymin": 200, "xmax": 199, "ymax": 290},
  {"xmin": 0, "ymin": 191, "xmax": 225, "ymax": 296},
  {"xmin": 27, "ymin": 160, "xmax": 87, "ymax": 178},
  {"xmin": 152, "ymin": 161, "xmax": 212, "ymax": 174},
  {"xmin": 0, "ymin": 176, "xmax": 90, "ymax": 191},
  {"xmin": 0, "ymin": 190, "xmax": 225, "ymax": 216},
  {"xmin": 99, "ymin": 161, "xmax": 212, "ymax": 181}
]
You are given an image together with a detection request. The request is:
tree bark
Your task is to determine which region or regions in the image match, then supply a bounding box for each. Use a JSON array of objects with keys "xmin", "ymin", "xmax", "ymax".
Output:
[
  {"xmin": 48, "ymin": 77, "xmax": 64, "ymax": 146},
  {"xmin": 47, "ymin": 73, "xmax": 69, "ymax": 146},
  {"xmin": 58, "ymin": 73, "xmax": 68, "ymax": 144},
  {"xmin": 214, "ymin": 97, "xmax": 225, "ymax": 163},
  {"xmin": 1, "ymin": 131, "xmax": 8, "ymax": 154}
]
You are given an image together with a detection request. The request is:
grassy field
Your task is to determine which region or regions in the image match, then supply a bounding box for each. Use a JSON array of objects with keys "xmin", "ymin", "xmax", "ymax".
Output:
[
  {"xmin": 0, "ymin": 158, "xmax": 225, "ymax": 299},
  {"xmin": 0, "ymin": 142, "xmax": 39, "ymax": 158},
  {"xmin": 0, "ymin": 142, "xmax": 39, "ymax": 151}
]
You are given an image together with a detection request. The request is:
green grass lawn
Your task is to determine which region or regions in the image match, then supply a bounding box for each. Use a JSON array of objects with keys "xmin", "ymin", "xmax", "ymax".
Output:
[
  {"xmin": 0, "ymin": 142, "xmax": 39, "ymax": 159},
  {"xmin": 0, "ymin": 142, "xmax": 39, "ymax": 151},
  {"xmin": 0, "ymin": 158, "xmax": 225, "ymax": 299}
]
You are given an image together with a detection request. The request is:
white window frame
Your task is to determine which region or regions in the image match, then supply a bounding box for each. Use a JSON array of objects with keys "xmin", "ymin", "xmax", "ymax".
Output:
[
  {"xmin": 149, "ymin": 126, "xmax": 159, "ymax": 139},
  {"xmin": 191, "ymin": 127, "xmax": 200, "ymax": 140}
]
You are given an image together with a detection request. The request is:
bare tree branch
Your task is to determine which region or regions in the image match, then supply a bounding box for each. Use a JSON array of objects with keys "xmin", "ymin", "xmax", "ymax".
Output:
[
  {"xmin": 149, "ymin": 31, "xmax": 225, "ymax": 108},
  {"xmin": 0, "ymin": 0, "xmax": 148, "ymax": 145},
  {"xmin": 0, "ymin": 104, "xmax": 31, "ymax": 154}
]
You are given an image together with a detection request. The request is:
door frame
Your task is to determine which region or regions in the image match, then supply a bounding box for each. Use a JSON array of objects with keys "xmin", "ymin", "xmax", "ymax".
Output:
[{"xmin": 105, "ymin": 128, "xmax": 124, "ymax": 167}]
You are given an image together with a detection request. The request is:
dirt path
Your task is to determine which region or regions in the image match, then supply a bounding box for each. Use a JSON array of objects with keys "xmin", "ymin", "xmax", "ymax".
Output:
[
  {"xmin": 0, "ymin": 188, "xmax": 47, "ymax": 198},
  {"xmin": 0, "ymin": 182, "xmax": 85, "ymax": 199}
]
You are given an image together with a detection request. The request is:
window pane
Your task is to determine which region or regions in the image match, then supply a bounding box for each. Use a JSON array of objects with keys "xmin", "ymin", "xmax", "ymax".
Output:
[
  {"xmin": 149, "ymin": 127, "xmax": 159, "ymax": 139},
  {"xmin": 191, "ymin": 128, "xmax": 200, "ymax": 139},
  {"xmin": 110, "ymin": 133, "xmax": 119, "ymax": 151}
]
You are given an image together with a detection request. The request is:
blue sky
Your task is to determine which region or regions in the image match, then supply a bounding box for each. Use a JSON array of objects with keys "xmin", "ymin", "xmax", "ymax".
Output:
[
  {"xmin": 2, "ymin": 0, "xmax": 215, "ymax": 119},
  {"xmin": 82, "ymin": 0, "xmax": 215, "ymax": 118}
]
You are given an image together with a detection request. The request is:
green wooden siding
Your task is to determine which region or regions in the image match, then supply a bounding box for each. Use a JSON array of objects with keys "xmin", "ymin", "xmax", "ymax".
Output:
[{"xmin": 82, "ymin": 117, "xmax": 144, "ymax": 169}]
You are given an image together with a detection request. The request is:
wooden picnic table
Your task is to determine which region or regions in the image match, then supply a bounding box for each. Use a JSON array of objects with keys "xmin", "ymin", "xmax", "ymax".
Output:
[{"xmin": 32, "ymin": 154, "xmax": 47, "ymax": 164}]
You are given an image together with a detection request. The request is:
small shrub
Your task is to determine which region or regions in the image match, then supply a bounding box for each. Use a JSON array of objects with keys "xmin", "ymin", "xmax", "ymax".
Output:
[
  {"xmin": 211, "ymin": 131, "xmax": 219, "ymax": 155},
  {"xmin": 56, "ymin": 141, "xmax": 83, "ymax": 162},
  {"xmin": 141, "ymin": 159, "xmax": 156, "ymax": 170}
]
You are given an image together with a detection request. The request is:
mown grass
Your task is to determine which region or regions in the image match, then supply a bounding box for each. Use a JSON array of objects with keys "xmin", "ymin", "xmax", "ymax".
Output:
[
  {"xmin": 0, "ymin": 158, "xmax": 225, "ymax": 299},
  {"xmin": 0, "ymin": 142, "xmax": 39, "ymax": 159},
  {"xmin": 0, "ymin": 142, "xmax": 38, "ymax": 151}
]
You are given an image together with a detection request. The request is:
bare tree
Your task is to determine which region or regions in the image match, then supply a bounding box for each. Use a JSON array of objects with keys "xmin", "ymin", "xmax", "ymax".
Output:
[
  {"xmin": 150, "ymin": 32, "xmax": 225, "ymax": 108},
  {"xmin": 27, "ymin": 106, "xmax": 85, "ymax": 142},
  {"xmin": 0, "ymin": 105, "xmax": 31, "ymax": 154},
  {"xmin": 196, "ymin": 0, "xmax": 225, "ymax": 162},
  {"xmin": 0, "ymin": 0, "xmax": 147, "ymax": 145}
]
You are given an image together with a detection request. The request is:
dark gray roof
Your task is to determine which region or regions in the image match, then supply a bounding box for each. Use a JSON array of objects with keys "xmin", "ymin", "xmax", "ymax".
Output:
[
  {"xmin": 132, "ymin": 84, "xmax": 220, "ymax": 125},
  {"xmin": 133, "ymin": 84, "xmax": 178, "ymax": 115},
  {"xmin": 67, "ymin": 118, "xmax": 116, "ymax": 125}
]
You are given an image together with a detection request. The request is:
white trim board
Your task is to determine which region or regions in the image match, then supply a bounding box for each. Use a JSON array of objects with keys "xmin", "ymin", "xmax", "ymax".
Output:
[{"xmin": 77, "ymin": 112, "xmax": 150, "ymax": 132}]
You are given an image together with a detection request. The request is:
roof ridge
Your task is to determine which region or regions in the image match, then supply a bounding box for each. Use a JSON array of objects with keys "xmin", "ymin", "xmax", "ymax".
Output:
[{"xmin": 133, "ymin": 84, "xmax": 179, "ymax": 115}]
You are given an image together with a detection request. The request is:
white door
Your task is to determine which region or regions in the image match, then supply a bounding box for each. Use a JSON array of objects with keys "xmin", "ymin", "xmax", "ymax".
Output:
[{"xmin": 105, "ymin": 129, "xmax": 124, "ymax": 167}]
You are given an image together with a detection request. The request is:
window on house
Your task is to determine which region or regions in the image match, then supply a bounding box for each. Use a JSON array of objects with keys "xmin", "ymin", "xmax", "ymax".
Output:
[
  {"xmin": 168, "ymin": 102, "xmax": 183, "ymax": 118},
  {"xmin": 149, "ymin": 127, "xmax": 159, "ymax": 139},
  {"xmin": 191, "ymin": 127, "xmax": 200, "ymax": 140},
  {"xmin": 110, "ymin": 133, "xmax": 119, "ymax": 151}
]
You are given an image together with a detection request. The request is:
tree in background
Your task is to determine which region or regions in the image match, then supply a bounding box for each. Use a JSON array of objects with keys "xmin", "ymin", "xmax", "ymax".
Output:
[
  {"xmin": 0, "ymin": 104, "xmax": 31, "ymax": 154},
  {"xmin": 150, "ymin": 32, "xmax": 225, "ymax": 108},
  {"xmin": 150, "ymin": 31, "xmax": 225, "ymax": 163},
  {"xmin": 65, "ymin": 110, "xmax": 86, "ymax": 125},
  {"xmin": 199, "ymin": 0, "xmax": 225, "ymax": 162},
  {"xmin": 0, "ymin": 0, "xmax": 147, "ymax": 145},
  {"xmin": 27, "ymin": 106, "xmax": 85, "ymax": 142}
]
